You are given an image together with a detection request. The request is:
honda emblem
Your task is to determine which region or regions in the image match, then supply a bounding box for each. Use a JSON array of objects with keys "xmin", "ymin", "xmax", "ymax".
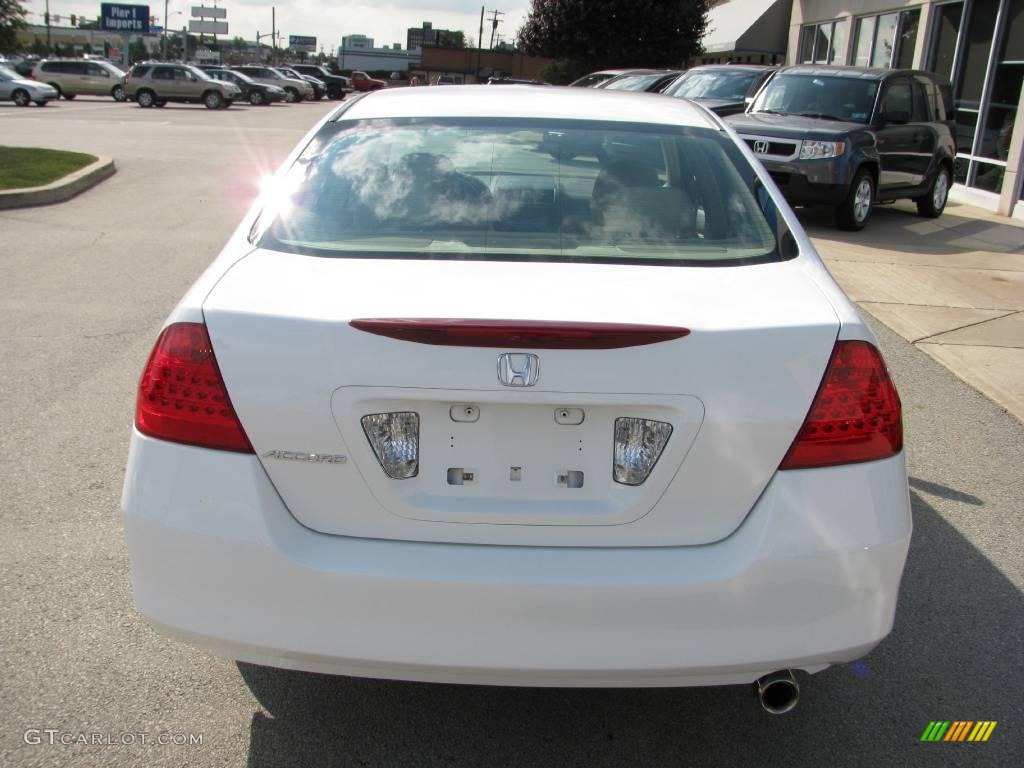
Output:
[
  {"xmin": 753, "ymin": 140, "xmax": 770, "ymax": 155},
  {"xmin": 497, "ymin": 353, "xmax": 540, "ymax": 387}
]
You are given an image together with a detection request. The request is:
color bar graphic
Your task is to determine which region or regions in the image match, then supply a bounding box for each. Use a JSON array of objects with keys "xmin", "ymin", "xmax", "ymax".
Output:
[{"xmin": 921, "ymin": 721, "xmax": 997, "ymax": 742}]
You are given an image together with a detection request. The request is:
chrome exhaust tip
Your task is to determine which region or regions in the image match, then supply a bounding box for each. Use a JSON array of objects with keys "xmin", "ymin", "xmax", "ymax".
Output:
[{"xmin": 755, "ymin": 670, "xmax": 799, "ymax": 714}]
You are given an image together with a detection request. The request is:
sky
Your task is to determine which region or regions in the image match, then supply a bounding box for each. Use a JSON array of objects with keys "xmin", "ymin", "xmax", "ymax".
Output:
[{"xmin": 21, "ymin": 1, "xmax": 532, "ymax": 52}]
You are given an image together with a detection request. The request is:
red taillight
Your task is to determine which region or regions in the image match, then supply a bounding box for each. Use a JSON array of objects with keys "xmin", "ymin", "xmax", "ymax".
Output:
[
  {"xmin": 350, "ymin": 319, "xmax": 690, "ymax": 349},
  {"xmin": 780, "ymin": 340, "xmax": 902, "ymax": 470},
  {"xmin": 135, "ymin": 322, "xmax": 253, "ymax": 453}
]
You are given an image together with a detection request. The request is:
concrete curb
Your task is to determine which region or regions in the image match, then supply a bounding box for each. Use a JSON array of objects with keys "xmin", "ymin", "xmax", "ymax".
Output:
[{"xmin": 0, "ymin": 155, "xmax": 116, "ymax": 210}]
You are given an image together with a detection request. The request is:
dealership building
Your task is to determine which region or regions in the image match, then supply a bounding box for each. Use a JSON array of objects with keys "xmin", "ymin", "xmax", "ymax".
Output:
[{"xmin": 706, "ymin": 0, "xmax": 1023, "ymax": 218}]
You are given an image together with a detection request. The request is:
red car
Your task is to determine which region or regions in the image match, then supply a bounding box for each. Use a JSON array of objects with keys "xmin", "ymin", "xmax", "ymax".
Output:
[{"xmin": 350, "ymin": 70, "xmax": 386, "ymax": 91}]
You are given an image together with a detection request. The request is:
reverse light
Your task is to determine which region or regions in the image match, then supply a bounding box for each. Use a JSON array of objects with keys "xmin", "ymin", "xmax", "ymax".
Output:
[
  {"xmin": 361, "ymin": 412, "xmax": 420, "ymax": 479},
  {"xmin": 613, "ymin": 417, "xmax": 673, "ymax": 485},
  {"xmin": 135, "ymin": 323, "xmax": 253, "ymax": 453},
  {"xmin": 780, "ymin": 341, "xmax": 902, "ymax": 470},
  {"xmin": 799, "ymin": 140, "xmax": 845, "ymax": 160}
]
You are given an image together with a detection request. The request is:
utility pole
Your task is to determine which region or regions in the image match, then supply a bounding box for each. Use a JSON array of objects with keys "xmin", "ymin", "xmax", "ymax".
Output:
[
  {"xmin": 271, "ymin": 6, "xmax": 276, "ymax": 65},
  {"xmin": 487, "ymin": 9, "xmax": 504, "ymax": 50},
  {"xmin": 163, "ymin": 0, "xmax": 169, "ymax": 60},
  {"xmin": 476, "ymin": 6, "xmax": 484, "ymax": 79},
  {"xmin": 45, "ymin": 0, "xmax": 52, "ymax": 49}
]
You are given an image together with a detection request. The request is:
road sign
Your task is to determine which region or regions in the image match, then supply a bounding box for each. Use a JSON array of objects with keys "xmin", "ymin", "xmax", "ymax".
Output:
[
  {"xmin": 289, "ymin": 35, "xmax": 316, "ymax": 51},
  {"xmin": 100, "ymin": 4, "xmax": 151, "ymax": 33},
  {"xmin": 191, "ymin": 6, "xmax": 227, "ymax": 19},
  {"xmin": 189, "ymin": 20, "xmax": 229, "ymax": 35}
]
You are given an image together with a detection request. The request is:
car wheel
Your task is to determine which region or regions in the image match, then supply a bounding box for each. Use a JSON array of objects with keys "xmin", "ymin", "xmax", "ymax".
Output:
[
  {"xmin": 327, "ymin": 86, "xmax": 342, "ymax": 100},
  {"xmin": 155, "ymin": 101, "xmax": 167, "ymax": 108},
  {"xmin": 47, "ymin": 82, "xmax": 62, "ymax": 98},
  {"xmin": 63, "ymin": 93, "xmax": 76, "ymax": 100},
  {"xmin": 204, "ymin": 91, "xmax": 223, "ymax": 110},
  {"xmin": 222, "ymin": 100, "xmax": 233, "ymax": 109},
  {"xmin": 284, "ymin": 88, "xmax": 299, "ymax": 103},
  {"xmin": 835, "ymin": 168, "xmax": 875, "ymax": 231},
  {"xmin": 916, "ymin": 165, "xmax": 950, "ymax": 219},
  {"xmin": 249, "ymin": 91, "xmax": 264, "ymax": 106},
  {"xmin": 12, "ymin": 89, "xmax": 31, "ymax": 107},
  {"xmin": 35, "ymin": 100, "xmax": 49, "ymax": 107},
  {"xmin": 112, "ymin": 84, "xmax": 126, "ymax": 102},
  {"xmin": 137, "ymin": 90, "xmax": 155, "ymax": 108}
]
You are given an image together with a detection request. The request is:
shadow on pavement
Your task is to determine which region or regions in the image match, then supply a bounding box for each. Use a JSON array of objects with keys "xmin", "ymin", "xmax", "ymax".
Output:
[
  {"xmin": 909, "ymin": 476, "xmax": 984, "ymax": 506},
  {"xmin": 796, "ymin": 203, "xmax": 1024, "ymax": 257},
  {"xmin": 238, "ymin": 489, "xmax": 1021, "ymax": 767}
]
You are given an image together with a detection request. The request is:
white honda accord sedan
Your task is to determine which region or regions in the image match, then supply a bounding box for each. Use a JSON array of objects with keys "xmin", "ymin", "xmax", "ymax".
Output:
[{"xmin": 122, "ymin": 86, "xmax": 910, "ymax": 713}]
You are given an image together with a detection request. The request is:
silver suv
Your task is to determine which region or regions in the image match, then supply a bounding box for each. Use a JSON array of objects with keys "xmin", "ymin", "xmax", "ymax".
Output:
[
  {"xmin": 32, "ymin": 59, "xmax": 127, "ymax": 101},
  {"xmin": 125, "ymin": 63, "xmax": 240, "ymax": 109}
]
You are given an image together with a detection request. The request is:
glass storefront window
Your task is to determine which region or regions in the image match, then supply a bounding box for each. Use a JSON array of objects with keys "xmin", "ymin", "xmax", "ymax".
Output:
[
  {"xmin": 973, "ymin": 161, "xmax": 1006, "ymax": 192},
  {"xmin": 896, "ymin": 10, "xmax": 921, "ymax": 69},
  {"xmin": 799, "ymin": 20, "xmax": 848, "ymax": 64},
  {"xmin": 852, "ymin": 9, "xmax": 919, "ymax": 68},
  {"xmin": 928, "ymin": 3, "xmax": 964, "ymax": 85},
  {"xmin": 853, "ymin": 16, "xmax": 875, "ymax": 66}
]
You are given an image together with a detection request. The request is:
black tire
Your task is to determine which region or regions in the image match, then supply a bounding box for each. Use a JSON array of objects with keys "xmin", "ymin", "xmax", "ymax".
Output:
[
  {"xmin": 284, "ymin": 87, "xmax": 299, "ymax": 103},
  {"xmin": 137, "ymin": 90, "xmax": 156, "ymax": 108},
  {"xmin": 112, "ymin": 84, "xmax": 126, "ymax": 102},
  {"xmin": 35, "ymin": 100, "xmax": 49, "ymax": 107},
  {"xmin": 916, "ymin": 165, "xmax": 951, "ymax": 219},
  {"xmin": 221, "ymin": 100, "xmax": 233, "ymax": 109},
  {"xmin": 47, "ymin": 82, "xmax": 62, "ymax": 98},
  {"xmin": 835, "ymin": 168, "xmax": 875, "ymax": 231},
  {"xmin": 12, "ymin": 89, "xmax": 31, "ymax": 107},
  {"xmin": 203, "ymin": 90, "xmax": 223, "ymax": 109},
  {"xmin": 155, "ymin": 101, "xmax": 166, "ymax": 108},
  {"xmin": 63, "ymin": 92, "xmax": 76, "ymax": 100},
  {"xmin": 249, "ymin": 90, "xmax": 264, "ymax": 106},
  {"xmin": 327, "ymin": 85, "xmax": 342, "ymax": 100}
]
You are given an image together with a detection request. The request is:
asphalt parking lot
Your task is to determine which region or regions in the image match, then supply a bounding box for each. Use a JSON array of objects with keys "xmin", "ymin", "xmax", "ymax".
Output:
[{"xmin": 1, "ymin": 97, "xmax": 1022, "ymax": 767}]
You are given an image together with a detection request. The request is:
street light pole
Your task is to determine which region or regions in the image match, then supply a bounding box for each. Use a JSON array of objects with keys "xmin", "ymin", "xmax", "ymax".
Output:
[
  {"xmin": 163, "ymin": 0, "xmax": 169, "ymax": 59},
  {"xmin": 45, "ymin": 0, "xmax": 52, "ymax": 49}
]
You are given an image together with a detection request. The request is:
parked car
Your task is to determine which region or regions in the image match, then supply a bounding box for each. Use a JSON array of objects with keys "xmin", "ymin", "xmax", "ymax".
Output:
[
  {"xmin": 486, "ymin": 77, "xmax": 548, "ymax": 85},
  {"xmin": 276, "ymin": 66, "xmax": 327, "ymax": 100},
  {"xmin": 233, "ymin": 65, "xmax": 314, "ymax": 103},
  {"xmin": 568, "ymin": 68, "xmax": 659, "ymax": 87},
  {"xmin": 727, "ymin": 66, "xmax": 956, "ymax": 230},
  {"xmin": 124, "ymin": 63, "xmax": 240, "ymax": 109},
  {"xmin": 0, "ymin": 64, "xmax": 57, "ymax": 106},
  {"xmin": 291, "ymin": 64, "xmax": 351, "ymax": 99},
  {"xmin": 662, "ymin": 64, "xmax": 777, "ymax": 116},
  {"xmin": 204, "ymin": 68, "xmax": 285, "ymax": 106},
  {"xmin": 123, "ymin": 85, "xmax": 910, "ymax": 715},
  {"xmin": 32, "ymin": 58, "xmax": 128, "ymax": 101},
  {"xmin": 598, "ymin": 70, "xmax": 682, "ymax": 93},
  {"xmin": 13, "ymin": 56, "xmax": 40, "ymax": 78},
  {"xmin": 351, "ymin": 70, "xmax": 387, "ymax": 91}
]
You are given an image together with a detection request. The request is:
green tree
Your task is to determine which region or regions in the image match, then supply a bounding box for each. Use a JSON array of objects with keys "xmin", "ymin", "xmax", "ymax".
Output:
[
  {"xmin": 438, "ymin": 30, "xmax": 466, "ymax": 48},
  {"xmin": 30, "ymin": 35, "xmax": 47, "ymax": 57},
  {"xmin": 517, "ymin": 0, "xmax": 710, "ymax": 70},
  {"xmin": 0, "ymin": 0, "xmax": 28, "ymax": 54}
]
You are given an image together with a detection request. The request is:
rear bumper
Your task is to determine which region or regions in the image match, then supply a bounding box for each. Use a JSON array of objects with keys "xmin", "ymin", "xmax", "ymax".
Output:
[{"xmin": 122, "ymin": 430, "xmax": 912, "ymax": 687}]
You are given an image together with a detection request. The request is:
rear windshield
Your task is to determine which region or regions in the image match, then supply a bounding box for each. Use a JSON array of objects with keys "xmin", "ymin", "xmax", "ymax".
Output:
[
  {"xmin": 602, "ymin": 73, "xmax": 667, "ymax": 91},
  {"xmin": 255, "ymin": 118, "xmax": 781, "ymax": 266},
  {"xmin": 664, "ymin": 70, "xmax": 761, "ymax": 100},
  {"xmin": 751, "ymin": 74, "xmax": 880, "ymax": 123}
]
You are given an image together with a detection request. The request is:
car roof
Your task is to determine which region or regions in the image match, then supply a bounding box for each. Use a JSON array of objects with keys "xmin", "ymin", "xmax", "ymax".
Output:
[
  {"xmin": 336, "ymin": 85, "xmax": 719, "ymax": 128},
  {"xmin": 685, "ymin": 64, "xmax": 776, "ymax": 73},
  {"xmin": 776, "ymin": 65, "xmax": 938, "ymax": 80}
]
